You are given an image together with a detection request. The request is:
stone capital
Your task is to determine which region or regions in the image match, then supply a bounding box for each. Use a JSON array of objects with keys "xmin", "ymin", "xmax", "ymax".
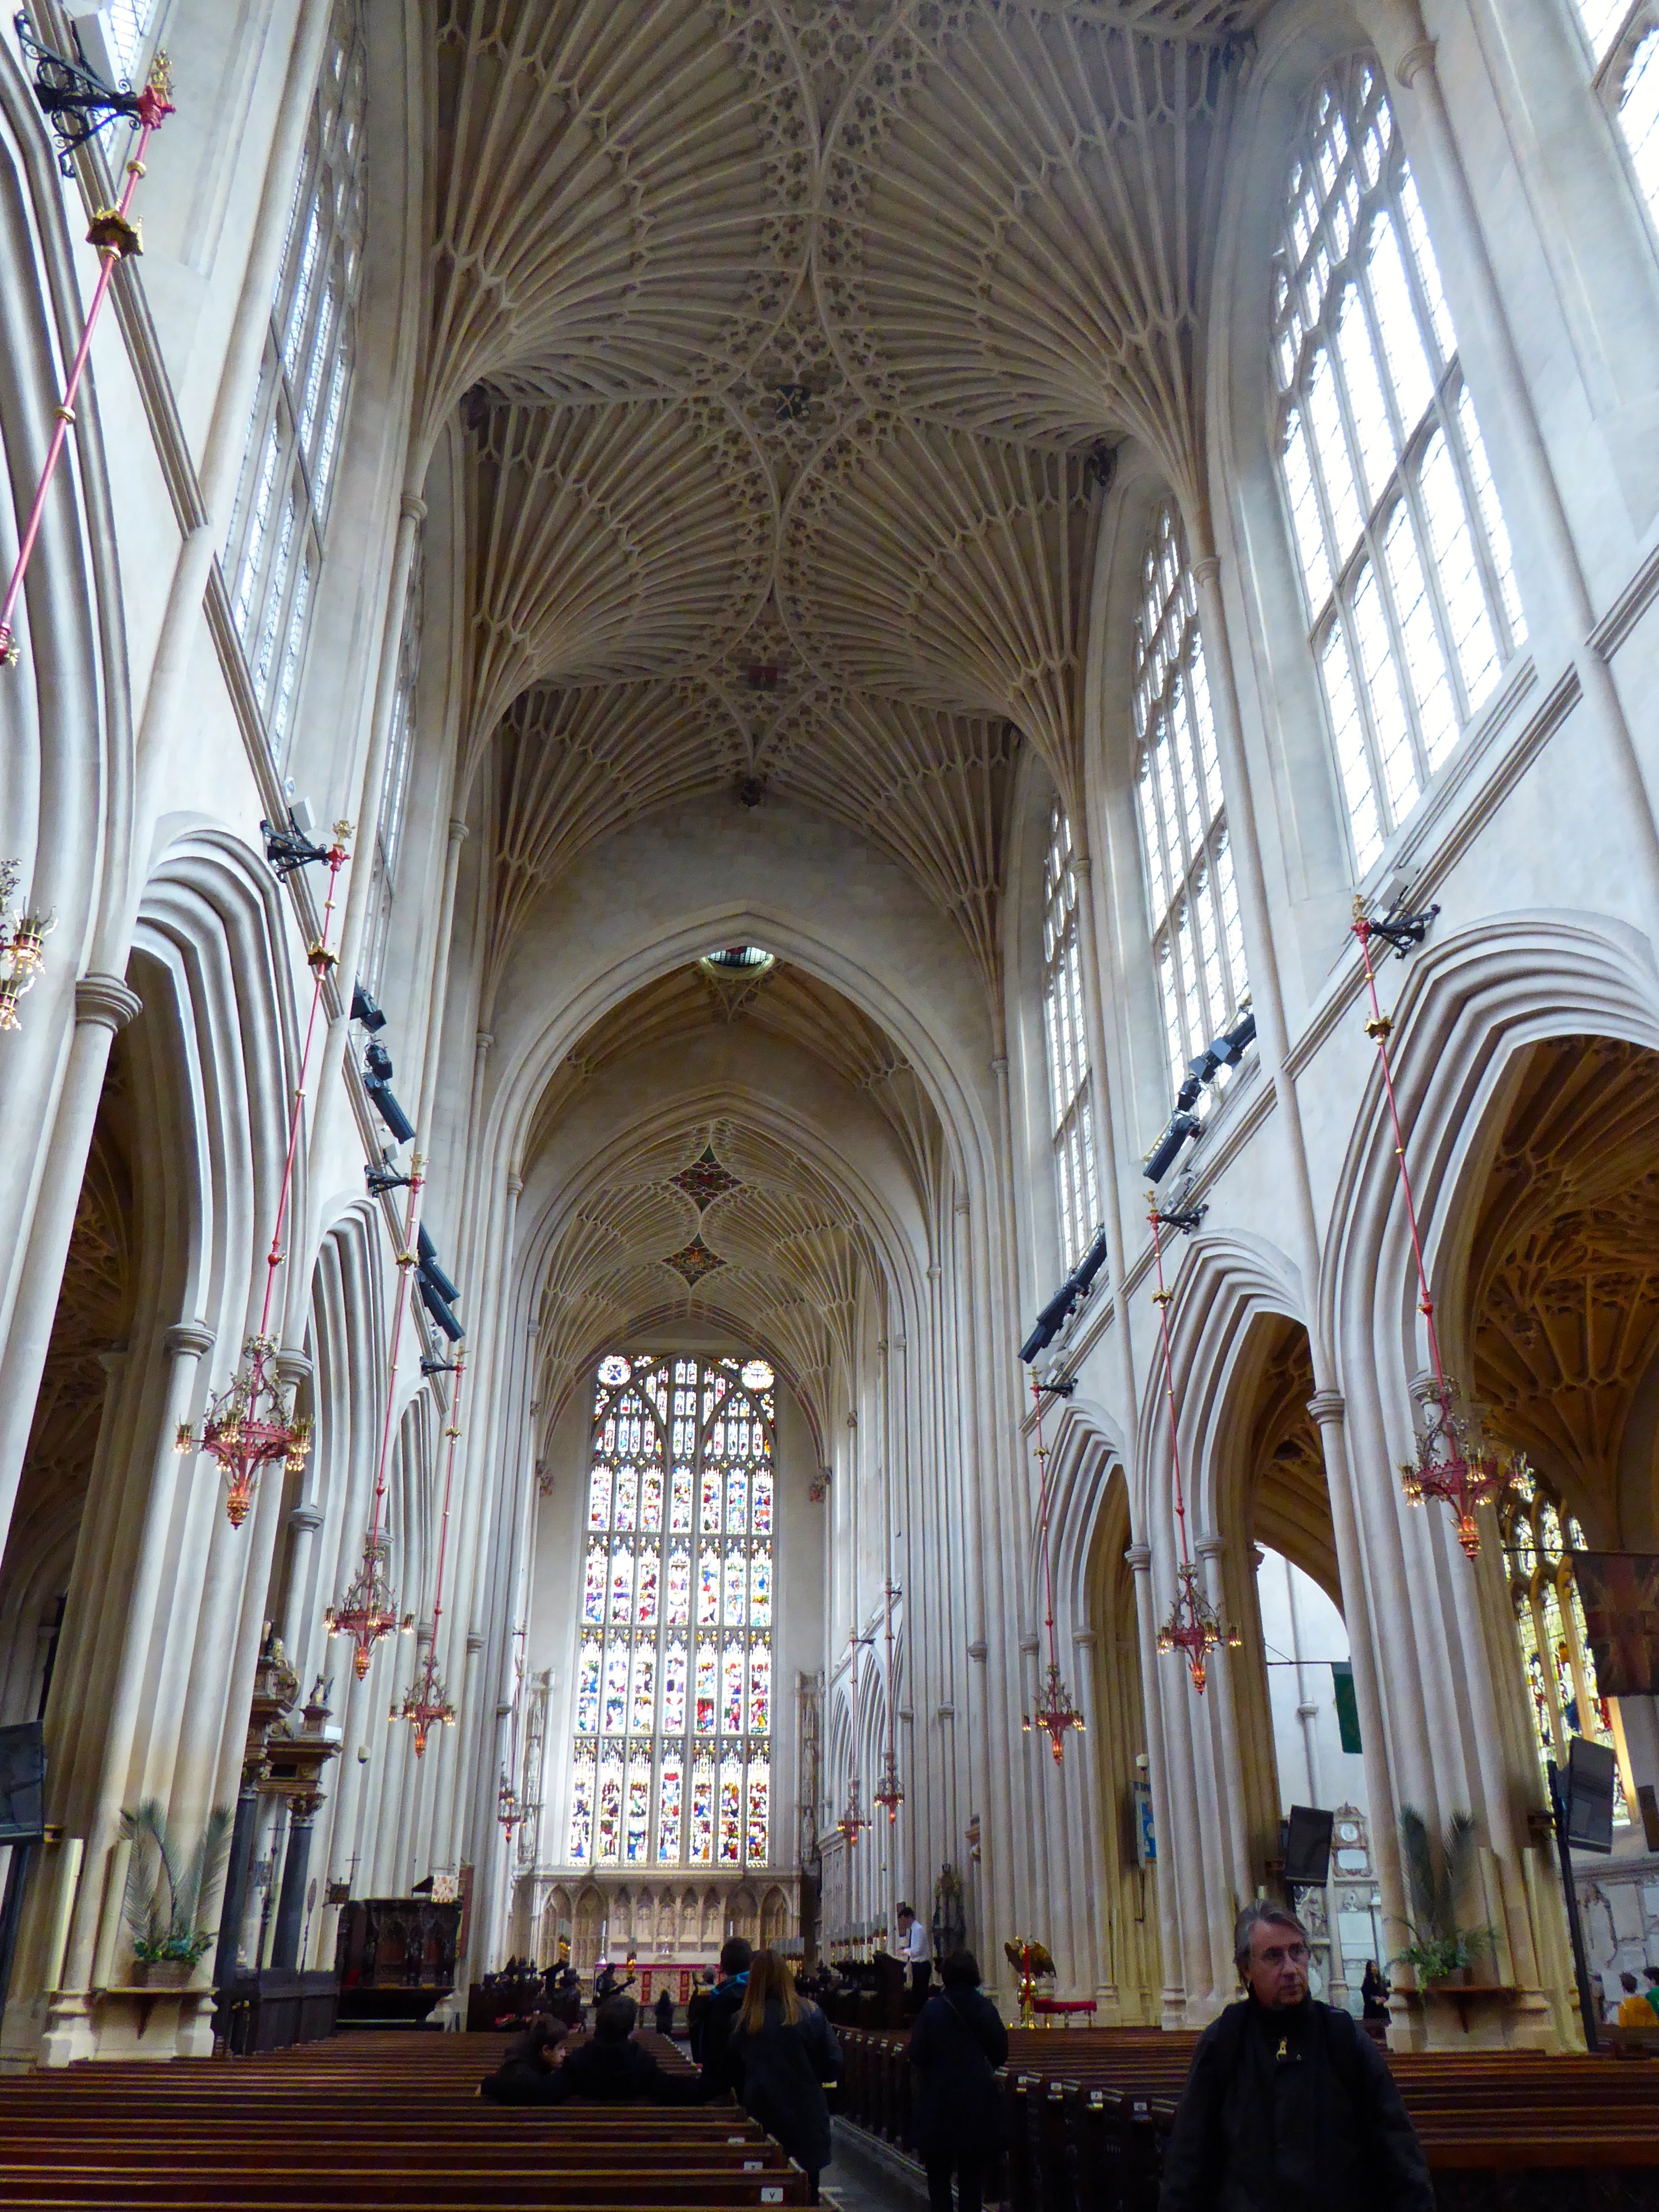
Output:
[
  {"xmin": 1195, "ymin": 1533, "xmax": 1226, "ymax": 1560},
  {"xmin": 1072, "ymin": 1628, "xmax": 1098, "ymax": 1649},
  {"xmin": 275, "ymin": 1347, "xmax": 313, "ymax": 1388},
  {"xmin": 449, "ymin": 817, "xmax": 470, "ymax": 845},
  {"xmin": 1124, "ymin": 1543, "xmax": 1153, "ymax": 1572},
  {"xmin": 1191, "ymin": 554, "xmax": 1222, "ymax": 587},
  {"xmin": 1019, "ymin": 1634, "xmax": 1040, "ymax": 1656},
  {"xmin": 467, "ymin": 1632, "xmax": 484, "ymax": 1653},
  {"xmin": 1306, "ymin": 1389, "xmax": 1345, "ymax": 1425},
  {"xmin": 967, "ymin": 1639, "xmax": 988, "ymax": 1662},
  {"xmin": 76, "ymin": 973, "xmax": 142, "ymax": 1034},
  {"xmin": 1395, "ymin": 39, "xmax": 1436, "ymax": 89},
  {"xmin": 400, "ymin": 492, "xmax": 428, "ymax": 525},
  {"xmin": 475, "ymin": 1031, "xmax": 494, "ymax": 1055},
  {"xmin": 288, "ymin": 1504, "xmax": 324, "ymax": 1533},
  {"xmin": 165, "ymin": 1318, "xmax": 214, "ymax": 1360},
  {"xmin": 506, "ymin": 1173, "xmax": 524, "ymax": 1197}
]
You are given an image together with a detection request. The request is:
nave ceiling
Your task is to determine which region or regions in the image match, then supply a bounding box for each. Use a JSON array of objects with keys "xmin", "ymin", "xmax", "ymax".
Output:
[{"xmin": 428, "ymin": 0, "xmax": 1267, "ymax": 1031}]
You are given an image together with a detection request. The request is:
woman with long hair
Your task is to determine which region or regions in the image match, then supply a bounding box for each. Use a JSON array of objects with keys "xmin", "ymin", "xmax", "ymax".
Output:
[{"xmin": 723, "ymin": 1949, "xmax": 843, "ymax": 2201}]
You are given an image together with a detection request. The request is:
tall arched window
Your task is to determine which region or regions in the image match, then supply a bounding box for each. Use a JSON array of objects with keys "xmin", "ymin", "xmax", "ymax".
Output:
[
  {"xmin": 1133, "ymin": 504, "xmax": 1248, "ymax": 1110},
  {"xmin": 1040, "ymin": 804, "xmax": 1098, "ymax": 1270},
  {"xmin": 1499, "ymin": 1466, "xmax": 1629, "ymax": 1819},
  {"xmin": 1272, "ymin": 60, "xmax": 1525, "ymax": 875},
  {"xmin": 1571, "ymin": 3, "xmax": 1659, "ymax": 224},
  {"xmin": 359, "ymin": 543, "xmax": 422, "ymax": 1001},
  {"xmin": 569, "ymin": 1354, "xmax": 775, "ymax": 1871},
  {"xmin": 223, "ymin": 0, "xmax": 367, "ymax": 758}
]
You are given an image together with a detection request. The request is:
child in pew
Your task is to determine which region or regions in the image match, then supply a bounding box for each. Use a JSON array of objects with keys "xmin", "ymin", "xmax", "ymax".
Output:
[{"xmin": 479, "ymin": 2016, "xmax": 571, "ymax": 2105}]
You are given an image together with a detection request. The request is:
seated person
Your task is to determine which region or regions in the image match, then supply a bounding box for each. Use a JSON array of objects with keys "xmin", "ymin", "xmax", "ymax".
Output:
[
  {"xmin": 543, "ymin": 1996, "xmax": 698, "ymax": 2105},
  {"xmin": 478, "ymin": 2015, "xmax": 567, "ymax": 2105}
]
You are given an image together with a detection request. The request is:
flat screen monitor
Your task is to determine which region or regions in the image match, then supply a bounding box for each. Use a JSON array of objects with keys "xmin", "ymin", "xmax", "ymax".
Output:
[
  {"xmin": 1566, "ymin": 1737, "xmax": 1616, "ymax": 1855},
  {"xmin": 0, "ymin": 1720, "xmax": 45, "ymax": 1844},
  {"xmin": 1283, "ymin": 1805, "xmax": 1334, "ymax": 1887}
]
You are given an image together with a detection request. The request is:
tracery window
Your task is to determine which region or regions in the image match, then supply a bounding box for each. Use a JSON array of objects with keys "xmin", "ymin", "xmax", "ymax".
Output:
[
  {"xmin": 222, "ymin": 0, "xmax": 367, "ymax": 758},
  {"xmin": 569, "ymin": 1354, "xmax": 775, "ymax": 1871},
  {"xmin": 1040, "ymin": 803, "xmax": 1098, "ymax": 1271},
  {"xmin": 1570, "ymin": 3, "xmax": 1659, "ymax": 225},
  {"xmin": 1498, "ymin": 1466, "xmax": 1628, "ymax": 1820},
  {"xmin": 1133, "ymin": 505, "xmax": 1248, "ymax": 1111},
  {"xmin": 359, "ymin": 544, "xmax": 421, "ymax": 1002},
  {"xmin": 1271, "ymin": 59, "xmax": 1525, "ymax": 876},
  {"xmin": 102, "ymin": 0, "xmax": 159, "ymax": 83}
]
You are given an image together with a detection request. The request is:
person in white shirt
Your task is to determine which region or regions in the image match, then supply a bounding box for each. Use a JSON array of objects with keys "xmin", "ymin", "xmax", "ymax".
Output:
[{"xmin": 897, "ymin": 1903, "xmax": 932, "ymax": 2002}]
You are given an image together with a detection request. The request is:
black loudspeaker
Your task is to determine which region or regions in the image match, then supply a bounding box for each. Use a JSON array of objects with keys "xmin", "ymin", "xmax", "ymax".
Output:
[
  {"xmin": 1566, "ymin": 1737, "xmax": 1617, "ymax": 1855},
  {"xmin": 0, "ymin": 1720, "xmax": 45, "ymax": 1843},
  {"xmin": 1282, "ymin": 1804, "xmax": 1334, "ymax": 1887}
]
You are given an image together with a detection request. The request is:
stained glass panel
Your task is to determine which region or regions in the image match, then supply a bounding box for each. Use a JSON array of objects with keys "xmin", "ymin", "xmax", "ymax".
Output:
[
  {"xmin": 573, "ymin": 1355, "xmax": 775, "ymax": 1866},
  {"xmin": 746, "ymin": 1757, "xmax": 769, "ymax": 1864},
  {"xmin": 568, "ymin": 1744, "xmax": 596, "ymax": 1863},
  {"xmin": 657, "ymin": 1753, "xmax": 684, "ymax": 1862},
  {"xmin": 718, "ymin": 1753, "xmax": 744, "ymax": 1865},
  {"xmin": 576, "ymin": 1635, "xmax": 601, "ymax": 1734},
  {"xmin": 1040, "ymin": 804, "xmax": 1099, "ymax": 1267},
  {"xmin": 689, "ymin": 1754, "xmax": 715, "ymax": 1864}
]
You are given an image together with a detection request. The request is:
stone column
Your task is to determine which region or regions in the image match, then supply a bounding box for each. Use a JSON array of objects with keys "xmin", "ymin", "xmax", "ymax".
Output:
[
  {"xmin": 0, "ymin": 975, "xmax": 140, "ymax": 1557},
  {"xmin": 1126, "ymin": 1544, "xmax": 1184, "ymax": 2025},
  {"xmin": 270, "ymin": 1797, "xmax": 319, "ymax": 1972},
  {"xmin": 212, "ymin": 1773, "xmax": 262, "ymax": 1993}
]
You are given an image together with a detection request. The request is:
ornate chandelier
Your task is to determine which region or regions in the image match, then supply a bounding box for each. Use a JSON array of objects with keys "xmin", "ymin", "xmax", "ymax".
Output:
[
  {"xmin": 837, "ymin": 1622, "xmax": 873, "ymax": 1843},
  {"xmin": 176, "ymin": 831, "xmax": 349, "ymax": 1523},
  {"xmin": 1149, "ymin": 1205, "xmax": 1240, "ymax": 1692},
  {"xmin": 498, "ymin": 1625, "xmax": 527, "ymax": 1840},
  {"xmin": 326, "ymin": 1159, "xmax": 426, "ymax": 1676},
  {"xmin": 396, "ymin": 1352, "xmax": 465, "ymax": 1755},
  {"xmin": 1352, "ymin": 908, "xmax": 1523, "ymax": 1556},
  {"xmin": 0, "ymin": 861, "xmax": 55, "ymax": 1033},
  {"xmin": 327, "ymin": 1531, "xmax": 412, "ymax": 1680},
  {"xmin": 871, "ymin": 1578, "xmax": 903, "ymax": 1822},
  {"xmin": 1022, "ymin": 1378, "xmax": 1086, "ymax": 1760}
]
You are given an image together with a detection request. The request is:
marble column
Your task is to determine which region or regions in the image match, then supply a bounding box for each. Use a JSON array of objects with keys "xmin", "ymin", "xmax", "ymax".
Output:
[{"xmin": 270, "ymin": 1798, "xmax": 319, "ymax": 1972}]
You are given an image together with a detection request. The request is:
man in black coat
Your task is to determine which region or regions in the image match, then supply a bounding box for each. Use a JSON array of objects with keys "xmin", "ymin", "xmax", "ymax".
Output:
[
  {"xmin": 698, "ymin": 1935, "xmax": 753, "ymax": 2095},
  {"xmin": 542, "ymin": 1997, "xmax": 697, "ymax": 2106},
  {"xmin": 906, "ymin": 1949, "xmax": 1009, "ymax": 2212},
  {"xmin": 1158, "ymin": 1902, "xmax": 1433, "ymax": 2212}
]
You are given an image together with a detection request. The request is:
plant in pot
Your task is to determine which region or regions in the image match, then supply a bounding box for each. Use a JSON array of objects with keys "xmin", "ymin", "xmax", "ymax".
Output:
[
  {"xmin": 120, "ymin": 1800, "xmax": 232, "ymax": 1987},
  {"xmin": 1392, "ymin": 1804, "xmax": 1493, "ymax": 1989}
]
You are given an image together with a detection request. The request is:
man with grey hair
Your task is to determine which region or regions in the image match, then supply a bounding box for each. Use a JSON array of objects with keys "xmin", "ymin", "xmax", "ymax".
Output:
[{"xmin": 1158, "ymin": 1900, "xmax": 1431, "ymax": 2212}]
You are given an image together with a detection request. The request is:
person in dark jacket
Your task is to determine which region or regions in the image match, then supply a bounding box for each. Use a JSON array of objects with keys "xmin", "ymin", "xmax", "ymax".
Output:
[
  {"xmin": 542, "ymin": 1997, "xmax": 695, "ymax": 2106},
  {"xmin": 655, "ymin": 1985, "xmax": 677, "ymax": 2037},
  {"xmin": 686, "ymin": 1974, "xmax": 714, "ymax": 2063},
  {"xmin": 906, "ymin": 1949, "xmax": 1009, "ymax": 2212},
  {"xmin": 698, "ymin": 1935, "xmax": 753, "ymax": 2094},
  {"xmin": 719, "ymin": 1949, "xmax": 843, "ymax": 2203},
  {"xmin": 478, "ymin": 2015, "xmax": 567, "ymax": 2105},
  {"xmin": 1159, "ymin": 1902, "xmax": 1433, "ymax": 2212}
]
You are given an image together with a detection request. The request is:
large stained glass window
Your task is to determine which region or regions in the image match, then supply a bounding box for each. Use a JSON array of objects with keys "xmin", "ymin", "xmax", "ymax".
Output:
[
  {"xmin": 1271, "ymin": 58, "xmax": 1524, "ymax": 875},
  {"xmin": 568, "ymin": 1353, "xmax": 776, "ymax": 1869},
  {"xmin": 1498, "ymin": 1466, "xmax": 1629, "ymax": 1821}
]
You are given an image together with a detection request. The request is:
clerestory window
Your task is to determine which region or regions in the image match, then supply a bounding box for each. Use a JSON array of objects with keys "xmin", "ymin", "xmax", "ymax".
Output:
[
  {"xmin": 1570, "ymin": 3, "xmax": 1659, "ymax": 226},
  {"xmin": 568, "ymin": 1354, "xmax": 775, "ymax": 1871},
  {"xmin": 1271, "ymin": 58, "xmax": 1525, "ymax": 877},
  {"xmin": 359, "ymin": 543, "xmax": 421, "ymax": 1003},
  {"xmin": 222, "ymin": 0, "xmax": 367, "ymax": 759},
  {"xmin": 1040, "ymin": 803, "xmax": 1099, "ymax": 1271},
  {"xmin": 1133, "ymin": 504, "xmax": 1248, "ymax": 1113}
]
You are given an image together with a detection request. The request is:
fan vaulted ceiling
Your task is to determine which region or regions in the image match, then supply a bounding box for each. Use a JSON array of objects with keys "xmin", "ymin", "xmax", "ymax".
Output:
[{"xmin": 436, "ymin": 1, "xmax": 1264, "ymax": 1405}]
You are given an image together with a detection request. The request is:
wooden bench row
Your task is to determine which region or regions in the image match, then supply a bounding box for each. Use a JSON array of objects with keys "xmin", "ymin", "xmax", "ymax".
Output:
[
  {"xmin": 0, "ymin": 2031, "xmax": 809, "ymax": 2211},
  {"xmin": 837, "ymin": 2024, "xmax": 1659, "ymax": 2212}
]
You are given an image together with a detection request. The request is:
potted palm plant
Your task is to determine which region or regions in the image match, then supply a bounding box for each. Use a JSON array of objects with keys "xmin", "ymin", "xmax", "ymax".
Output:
[
  {"xmin": 120, "ymin": 1800, "xmax": 232, "ymax": 1987},
  {"xmin": 1393, "ymin": 1804, "xmax": 1493, "ymax": 1988}
]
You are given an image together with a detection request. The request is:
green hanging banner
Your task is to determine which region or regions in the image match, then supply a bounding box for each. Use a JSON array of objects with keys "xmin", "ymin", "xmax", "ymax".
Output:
[{"xmin": 1331, "ymin": 1661, "xmax": 1362, "ymax": 1755}]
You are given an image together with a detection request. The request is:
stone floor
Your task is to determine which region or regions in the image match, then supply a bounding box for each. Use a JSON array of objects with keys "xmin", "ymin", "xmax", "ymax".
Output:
[{"xmin": 822, "ymin": 2117, "xmax": 933, "ymax": 2212}]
